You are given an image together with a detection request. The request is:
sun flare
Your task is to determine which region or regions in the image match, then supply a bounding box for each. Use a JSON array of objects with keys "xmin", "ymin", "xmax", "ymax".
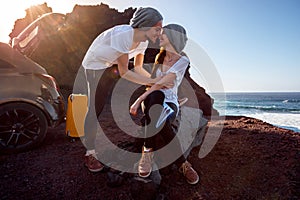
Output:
[{"xmin": 0, "ymin": 0, "xmax": 74, "ymax": 43}]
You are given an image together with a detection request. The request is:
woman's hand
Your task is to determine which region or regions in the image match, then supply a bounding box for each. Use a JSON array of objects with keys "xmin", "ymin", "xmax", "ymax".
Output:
[{"xmin": 130, "ymin": 99, "xmax": 142, "ymax": 116}]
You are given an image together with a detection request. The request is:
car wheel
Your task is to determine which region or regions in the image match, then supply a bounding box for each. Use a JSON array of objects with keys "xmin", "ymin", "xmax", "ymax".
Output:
[{"xmin": 0, "ymin": 102, "xmax": 48, "ymax": 154}]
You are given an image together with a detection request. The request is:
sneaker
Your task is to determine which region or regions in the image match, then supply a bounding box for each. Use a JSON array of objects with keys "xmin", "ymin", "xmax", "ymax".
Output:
[
  {"xmin": 179, "ymin": 161, "xmax": 199, "ymax": 184},
  {"xmin": 156, "ymin": 102, "xmax": 174, "ymax": 128},
  {"xmin": 178, "ymin": 97, "xmax": 188, "ymax": 107},
  {"xmin": 138, "ymin": 147, "xmax": 153, "ymax": 178},
  {"xmin": 84, "ymin": 154, "xmax": 104, "ymax": 172}
]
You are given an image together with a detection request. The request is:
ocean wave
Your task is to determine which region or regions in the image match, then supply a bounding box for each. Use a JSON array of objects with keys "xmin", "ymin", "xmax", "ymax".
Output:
[
  {"xmin": 291, "ymin": 111, "xmax": 300, "ymax": 113},
  {"xmin": 213, "ymin": 93, "xmax": 300, "ymax": 132},
  {"xmin": 226, "ymin": 104, "xmax": 300, "ymax": 113},
  {"xmin": 246, "ymin": 113, "xmax": 300, "ymax": 133},
  {"xmin": 282, "ymin": 99, "xmax": 300, "ymax": 103}
]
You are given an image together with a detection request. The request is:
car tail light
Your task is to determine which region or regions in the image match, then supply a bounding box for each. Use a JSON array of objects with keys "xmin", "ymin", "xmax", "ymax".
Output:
[{"xmin": 36, "ymin": 73, "xmax": 60, "ymax": 90}]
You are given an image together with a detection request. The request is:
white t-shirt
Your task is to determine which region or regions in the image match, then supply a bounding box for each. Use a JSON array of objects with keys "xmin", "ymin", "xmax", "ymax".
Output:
[
  {"xmin": 82, "ymin": 25, "xmax": 148, "ymax": 70},
  {"xmin": 156, "ymin": 56, "xmax": 189, "ymax": 109}
]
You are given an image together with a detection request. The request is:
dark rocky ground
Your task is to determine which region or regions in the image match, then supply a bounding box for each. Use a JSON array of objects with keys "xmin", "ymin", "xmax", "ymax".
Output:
[{"xmin": 0, "ymin": 107, "xmax": 299, "ymax": 200}]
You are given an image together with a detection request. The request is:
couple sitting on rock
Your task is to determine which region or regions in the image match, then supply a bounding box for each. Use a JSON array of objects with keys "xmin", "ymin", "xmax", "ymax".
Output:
[{"xmin": 81, "ymin": 7, "xmax": 199, "ymax": 185}]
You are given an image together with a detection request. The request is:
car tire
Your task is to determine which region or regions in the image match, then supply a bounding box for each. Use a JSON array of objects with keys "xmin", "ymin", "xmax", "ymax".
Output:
[{"xmin": 0, "ymin": 102, "xmax": 48, "ymax": 154}]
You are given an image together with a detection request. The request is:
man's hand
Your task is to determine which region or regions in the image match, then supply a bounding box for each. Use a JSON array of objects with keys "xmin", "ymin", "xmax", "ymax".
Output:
[
  {"xmin": 152, "ymin": 76, "xmax": 174, "ymax": 88},
  {"xmin": 161, "ymin": 82, "xmax": 174, "ymax": 89}
]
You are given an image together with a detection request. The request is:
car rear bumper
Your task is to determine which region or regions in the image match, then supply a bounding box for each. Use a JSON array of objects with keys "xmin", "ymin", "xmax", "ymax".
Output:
[
  {"xmin": 50, "ymin": 98, "xmax": 66, "ymax": 127},
  {"xmin": 37, "ymin": 95, "xmax": 66, "ymax": 127}
]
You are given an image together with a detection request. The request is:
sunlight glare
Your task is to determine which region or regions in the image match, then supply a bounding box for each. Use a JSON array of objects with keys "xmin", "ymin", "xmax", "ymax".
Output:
[{"xmin": 0, "ymin": 0, "xmax": 74, "ymax": 43}]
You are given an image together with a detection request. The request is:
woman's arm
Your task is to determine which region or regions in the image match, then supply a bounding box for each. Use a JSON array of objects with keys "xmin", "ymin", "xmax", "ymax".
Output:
[{"xmin": 130, "ymin": 73, "xmax": 176, "ymax": 115}]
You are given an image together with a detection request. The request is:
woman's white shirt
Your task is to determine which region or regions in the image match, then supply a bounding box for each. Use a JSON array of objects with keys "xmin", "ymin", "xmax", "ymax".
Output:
[{"xmin": 156, "ymin": 56, "xmax": 189, "ymax": 109}]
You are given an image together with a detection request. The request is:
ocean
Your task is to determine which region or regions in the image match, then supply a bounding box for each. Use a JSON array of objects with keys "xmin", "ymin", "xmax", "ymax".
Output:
[{"xmin": 210, "ymin": 92, "xmax": 300, "ymax": 133}]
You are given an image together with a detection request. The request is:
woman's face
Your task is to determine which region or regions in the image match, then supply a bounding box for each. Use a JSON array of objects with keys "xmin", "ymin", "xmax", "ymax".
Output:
[
  {"xmin": 145, "ymin": 20, "xmax": 163, "ymax": 43},
  {"xmin": 159, "ymin": 30, "xmax": 170, "ymax": 48}
]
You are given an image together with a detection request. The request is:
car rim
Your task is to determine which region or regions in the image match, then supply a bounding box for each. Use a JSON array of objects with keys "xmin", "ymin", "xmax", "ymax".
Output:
[{"xmin": 0, "ymin": 108, "xmax": 41, "ymax": 148}]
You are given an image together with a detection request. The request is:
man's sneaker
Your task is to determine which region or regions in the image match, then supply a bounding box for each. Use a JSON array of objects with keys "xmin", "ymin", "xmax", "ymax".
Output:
[
  {"xmin": 84, "ymin": 154, "xmax": 104, "ymax": 172},
  {"xmin": 138, "ymin": 147, "xmax": 153, "ymax": 178},
  {"xmin": 179, "ymin": 161, "xmax": 199, "ymax": 184}
]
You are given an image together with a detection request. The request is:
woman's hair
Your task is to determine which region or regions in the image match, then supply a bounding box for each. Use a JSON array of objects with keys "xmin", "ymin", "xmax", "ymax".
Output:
[
  {"xmin": 151, "ymin": 48, "xmax": 189, "ymax": 78},
  {"xmin": 150, "ymin": 24, "xmax": 188, "ymax": 78},
  {"xmin": 163, "ymin": 24, "xmax": 188, "ymax": 53},
  {"xmin": 151, "ymin": 47, "xmax": 166, "ymax": 78}
]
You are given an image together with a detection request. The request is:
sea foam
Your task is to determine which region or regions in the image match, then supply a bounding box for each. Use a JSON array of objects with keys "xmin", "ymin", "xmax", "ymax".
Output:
[{"xmin": 246, "ymin": 113, "xmax": 300, "ymax": 133}]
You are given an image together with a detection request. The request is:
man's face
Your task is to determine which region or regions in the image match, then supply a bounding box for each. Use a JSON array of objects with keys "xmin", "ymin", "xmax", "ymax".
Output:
[{"xmin": 145, "ymin": 21, "xmax": 163, "ymax": 43}]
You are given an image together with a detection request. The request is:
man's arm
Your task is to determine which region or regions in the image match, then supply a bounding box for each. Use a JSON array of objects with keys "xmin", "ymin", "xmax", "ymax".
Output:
[
  {"xmin": 133, "ymin": 54, "xmax": 151, "ymax": 78},
  {"xmin": 117, "ymin": 54, "xmax": 155, "ymax": 85}
]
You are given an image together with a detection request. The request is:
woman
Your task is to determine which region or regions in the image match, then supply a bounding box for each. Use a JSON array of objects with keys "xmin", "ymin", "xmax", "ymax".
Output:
[
  {"xmin": 81, "ymin": 7, "xmax": 167, "ymax": 173},
  {"xmin": 130, "ymin": 24, "xmax": 199, "ymax": 185}
]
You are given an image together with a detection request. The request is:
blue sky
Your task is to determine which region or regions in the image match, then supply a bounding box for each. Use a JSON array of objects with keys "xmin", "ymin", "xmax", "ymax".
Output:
[{"xmin": 0, "ymin": 0, "xmax": 299, "ymax": 92}]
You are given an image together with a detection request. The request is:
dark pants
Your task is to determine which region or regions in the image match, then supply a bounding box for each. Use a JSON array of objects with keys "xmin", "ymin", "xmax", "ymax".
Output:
[
  {"xmin": 84, "ymin": 65, "xmax": 120, "ymax": 150},
  {"xmin": 142, "ymin": 90, "xmax": 186, "ymax": 167}
]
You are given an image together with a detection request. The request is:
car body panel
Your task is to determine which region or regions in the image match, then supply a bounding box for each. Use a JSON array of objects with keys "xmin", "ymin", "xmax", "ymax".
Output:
[
  {"xmin": 0, "ymin": 42, "xmax": 65, "ymax": 153},
  {"xmin": 0, "ymin": 42, "xmax": 46, "ymax": 74},
  {"xmin": 11, "ymin": 13, "xmax": 66, "ymax": 56}
]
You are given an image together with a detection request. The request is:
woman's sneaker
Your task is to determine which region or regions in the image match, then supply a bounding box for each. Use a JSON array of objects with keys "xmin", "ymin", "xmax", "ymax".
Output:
[
  {"xmin": 138, "ymin": 147, "xmax": 153, "ymax": 178},
  {"xmin": 179, "ymin": 161, "xmax": 199, "ymax": 184},
  {"xmin": 178, "ymin": 97, "xmax": 188, "ymax": 107}
]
